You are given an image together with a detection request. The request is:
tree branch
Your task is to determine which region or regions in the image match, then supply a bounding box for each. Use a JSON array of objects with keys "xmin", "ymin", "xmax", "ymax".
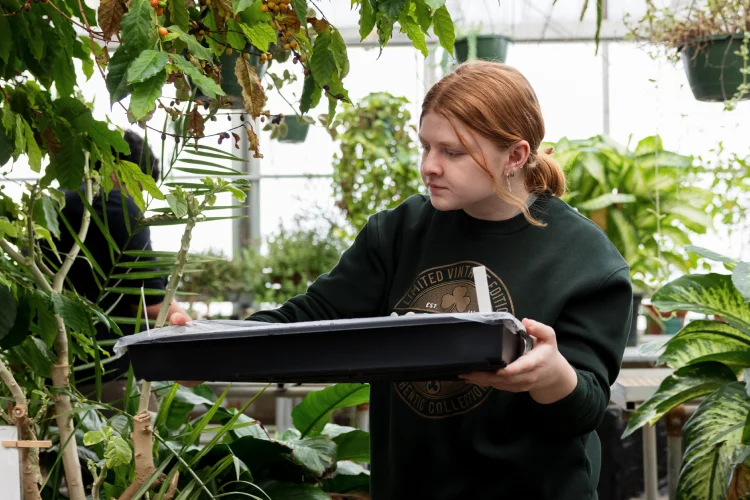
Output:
[
  {"xmin": 118, "ymin": 412, "xmax": 159, "ymax": 500},
  {"xmin": 90, "ymin": 464, "xmax": 108, "ymax": 500},
  {"xmin": 0, "ymin": 358, "xmax": 43, "ymax": 500},
  {"xmin": 0, "ymin": 357, "xmax": 26, "ymax": 407},
  {"xmin": 36, "ymin": 255, "xmax": 55, "ymax": 278},
  {"xmin": 0, "ymin": 238, "xmax": 51, "ymax": 291},
  {"xmin": 53, "ymin": 158, "xmax": 92, "ymax": 292}
]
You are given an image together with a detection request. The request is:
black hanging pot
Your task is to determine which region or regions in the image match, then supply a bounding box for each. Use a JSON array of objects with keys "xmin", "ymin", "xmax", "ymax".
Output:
[
  {"xmin": 278, "ymin": 115, "xmax": 310, "ymax": 143},
  {"xmin": 454, "ymin": 34, "xmax": 512, "ymax": 63},
  {"xmin": 679, "ymin": 33, "xmax": 749, "ymax": 102}
]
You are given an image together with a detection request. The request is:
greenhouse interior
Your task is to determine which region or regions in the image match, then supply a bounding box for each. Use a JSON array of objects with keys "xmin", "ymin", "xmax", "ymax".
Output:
[{"xmin": 0, "ymin": 0, "xmax": 749, "ymax": 499}]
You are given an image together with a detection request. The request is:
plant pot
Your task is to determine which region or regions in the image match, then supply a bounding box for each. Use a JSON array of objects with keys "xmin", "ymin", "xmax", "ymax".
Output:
[
  {"xmin": 645, "ymin": 304, "xmax": 687, "ymax": 335},
  {"xmin": 679, "ymin": 33, "xmax": 749, "ymax": 103},
  {"xmin": 278, "ymin": 115, "xmax": 310, "ymax": 143},
  {"xmin": 193, "ymin": 51, "xmax": 267, "ymax": 110},
  {"xmin": 628, "ymin": 293, "xmax": 644, "ymax": 346},
  {"xmin": 454, "ymin": 34, "xmax": 511, "ymax": 63}
]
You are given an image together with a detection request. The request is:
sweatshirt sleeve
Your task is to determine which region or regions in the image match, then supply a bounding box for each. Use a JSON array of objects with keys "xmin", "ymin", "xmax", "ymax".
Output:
[
  {"xmin": 523, "ymin": 265, "xmax": 632, "ymax": 436},
  {"xmin": 250, "ymin": 210, "xmax": 396, "ymax": 324}
]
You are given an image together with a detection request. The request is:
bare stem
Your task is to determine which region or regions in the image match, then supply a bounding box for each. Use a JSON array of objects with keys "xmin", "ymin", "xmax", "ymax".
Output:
[
  {"xmin": 36, "ymin": 255, "xmax": 55, "ymax": 278},
  {"xmin": 91, "ymin": 464, "xmax": 108, "ymax": 500},
  {"xmin": 0, "ymin": 358, "xmax": 42, "ymax": 500},
  {"xmin": 54, "ymin": 159, "xmax": 92, "ymax": 292},
  {"xmin": 138, "ymin": 215, "xmax": 196, "ymax": 413},
  {"xmin": 0, "ymin": 357, "xmax": 25, "ymax": 406}
]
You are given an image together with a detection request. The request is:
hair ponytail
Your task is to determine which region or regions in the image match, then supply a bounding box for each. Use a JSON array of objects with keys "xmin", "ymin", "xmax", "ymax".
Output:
[{"xmin": 525, "ymin": 147, "xmax": 566, "ymax": 197}]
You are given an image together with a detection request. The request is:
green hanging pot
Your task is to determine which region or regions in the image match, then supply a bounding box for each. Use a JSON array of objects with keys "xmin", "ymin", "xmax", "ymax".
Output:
[
  {"xmin": 278, "ymin": 115, "xmax": 309, "ymax": 143},
  {"xmin": 193, "ymin": 51, "xmax": 267, "ymax": 109},
  {"xmin": 454, "ymin": 34, "xmax": 512, "ymax": 63},
  {"xmin": 679, "ymin": 33, "xmax": 749, "ymax": 102}
]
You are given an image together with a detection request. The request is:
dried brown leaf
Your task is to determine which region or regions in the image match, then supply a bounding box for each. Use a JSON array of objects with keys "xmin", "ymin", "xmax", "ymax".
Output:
[
  {"xmin": 186, "ymin": 107, "xmax": 205, "ymax": 138},
  {"xmin": 246, "ymin": 126, "xmax": 262, "ymax": 158},
  {"xmin": 42, "ymin": 128, "xmax": 61, "ymax": 157},
  {"xmin": 234, "ymin": 57, "xmax": 266, "ymax": 119},
  {"xmin": 98, "ymin": 0, "xmax": 126, "ymax": 40},
  {"xmin": 309, "ymin": 17, "xmax": 330, "ymax": 34}
]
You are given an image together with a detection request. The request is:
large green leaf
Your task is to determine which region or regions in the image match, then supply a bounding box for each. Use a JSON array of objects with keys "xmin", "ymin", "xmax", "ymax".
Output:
[
  {"xmin": 240, "ymin": 22, "xmax": 276, "ymax": 53},
  {"xmin": 332, "ymin": 429, "xmax": 370, "ymax": 463},
  {"xmin": 170, "ymin": 55, "xmax": 224, "ymax": 99},
  {"xmin": 653, "ymin": 274, "xmax": 750, "ymax": 334},
  {"xmin": 678, "ymin": 383, "xmax": 750, "ymax": 500},
  {"xmin": 299, "ymin": 74, "xmax": 322, "ymax": 113},
  {"xmin": 609, "ymin": 209, "xmax": 638, "ymax": 264},
  {"xmin": 33, "ymin": 195, "xmax": 61, "ymax": 239},
  {"xmin": 166, "ymin": 26, "xmax": 214, "ymax": 61},
  {"xmin": 279, "ymin": 429, "xmax": 337, "ymax": 477},
  {"xmin": 310, "ymin": 31, "xmax": 336, "ymax": 87},
  {"xmin": 358, "ymin": 0, "xmax": 376, "ymax": 40},
  {"xmin": 104, "ymin": 435, "xmax": 133, "ymax": 468},
  {"xmin": 292, "ymin": 383, "xmax": 370, "ymax": 438},
  {"xmin": 624, "ymin": 362, "xmax": 737, "ymax": 437},
  {"xmin": 52, "ymin": 135, "xmax": 85, "ymax": 190},
  {"xmin": 580, "ymin": 152, "xmax": 608, "ymax": 188},
  {"xmin": 733, "ymin": 262, "xmax": 750, "ymax": 303},
  {"xmin": 120, "ymin": 0, "xmax": 157, "ymax": 52},
  {"xmin": 660, "ymin": 320, "xmax": 750, "ymax": 370},
  {"xmin": 323, "ymin": 461, "xmax": 371, "ymax": 495},
  {"xmin": 399, "ymin": 10, "xmax": 427, "ymax": 57},
  {"xmin": 51, "ymin": 292, "xmax": 94, "ymax": 335},
  {"xmin": 2, "ymin": 291, "xmax": 30, "ymax": 349},
  {"xmin": 12, "ymin": 337, "xmax": 54, "ymax": 378},
  {"xmin": 106, "ymin": 46, "xmax": 136, "ymax": 105},
  {"xmin": 660, "ymin": 199, "xmax": 713, "ymax": 230},
  {"xmin": 168, "ymin": 0, "xmax": 189, "ymax": 32},
  {"xmin": 128, "ymin": 71, "xmax": 167, "ymax": 122},
  {"xmin": 22, "ymin": 120, "xmax": 42, "ymax": 172},
  {"xmin": 0, "ymin": 285, "xmax": 18, "ymax": 341},
  {"xmin": 634, "ymin": 135, "xmax": 663, "ymax": 157},
  {"xmin": 126, "ymin": 50, "xmax": 169, "ymax": 83},
  {"xmin": 576, "ymin": 193, "xmax": 636, "ymax": 212},
  {"xmin": 686, "ymin": 245, "xmax": 737, "ymax": 266},
  {"xmin": 432, "ymin": 5, "xmax": 455, "ymax": 54}
]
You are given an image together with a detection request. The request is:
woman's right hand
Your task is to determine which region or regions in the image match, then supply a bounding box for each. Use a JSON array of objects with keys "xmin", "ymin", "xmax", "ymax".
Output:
[{"xmin": 169, "ymin": 312, "xmax": 192, "ymax": 326}]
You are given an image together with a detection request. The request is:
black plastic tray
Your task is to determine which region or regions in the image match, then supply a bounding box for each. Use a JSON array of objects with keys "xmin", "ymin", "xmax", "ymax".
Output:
[{"xmin": 117, "ymin": 313, "xmax": 530, "ymax": 383}]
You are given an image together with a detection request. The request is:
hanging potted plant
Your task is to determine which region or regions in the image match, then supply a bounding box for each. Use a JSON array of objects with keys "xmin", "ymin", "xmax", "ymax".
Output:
[
  {"xmin": 627, "ymin": 1, "xmax": 750, "ymax": 110},
  {"xmin": 454, "ymin": 29, "xmax": 512, "ymax": 63}
]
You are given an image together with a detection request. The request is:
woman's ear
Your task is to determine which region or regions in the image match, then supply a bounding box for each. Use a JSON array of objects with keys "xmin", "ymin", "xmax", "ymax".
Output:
[{"xmin": 508, "ymin": 141, "xmax": 531, "ymax": 170}]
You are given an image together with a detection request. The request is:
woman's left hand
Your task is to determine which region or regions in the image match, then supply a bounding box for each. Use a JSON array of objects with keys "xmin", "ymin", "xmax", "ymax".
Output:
[{"xmin": 458, "ymin": 318, "xmax": 579, "ymax": 404}]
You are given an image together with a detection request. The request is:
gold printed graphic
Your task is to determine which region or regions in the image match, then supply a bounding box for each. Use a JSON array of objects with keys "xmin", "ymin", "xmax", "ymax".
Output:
[
  {"xmin": 441, "ymin": 286, "xmax": 471, "ymax": 312},
  {"xmin": 391, "ymin": 261, "xmax": 514, "ymax": 418}
]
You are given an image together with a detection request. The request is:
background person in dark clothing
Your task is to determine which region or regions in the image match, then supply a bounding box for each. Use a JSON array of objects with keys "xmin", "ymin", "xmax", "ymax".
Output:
[{"xmin": 44, "ymin": 130, "xmax": 189, "ymax": 400}]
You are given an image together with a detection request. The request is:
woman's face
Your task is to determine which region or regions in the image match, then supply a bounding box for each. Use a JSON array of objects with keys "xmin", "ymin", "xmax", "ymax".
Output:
[{"xmin": 419, "ymin": 112, "xmax": 527, "ymax": 219}]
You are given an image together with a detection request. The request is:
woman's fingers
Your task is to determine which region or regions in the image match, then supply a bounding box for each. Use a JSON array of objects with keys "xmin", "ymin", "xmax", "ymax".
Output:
[{"xmin": 168, "ymin": 312, "xmax": 191, "ymax": 326}]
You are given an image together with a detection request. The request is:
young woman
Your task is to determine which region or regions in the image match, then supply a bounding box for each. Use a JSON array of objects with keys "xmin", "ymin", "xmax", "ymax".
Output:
[{"xmin": 172, "ymin": 61, "xmax": 632, "ymax": 499}]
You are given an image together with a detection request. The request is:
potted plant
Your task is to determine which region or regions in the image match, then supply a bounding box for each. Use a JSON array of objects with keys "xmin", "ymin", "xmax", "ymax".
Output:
[
  {"xmin": 627, "ymin": 1, "xmax": 750, "ymax": 109},
  {"xmin": 550, "ymin": 135, "xmax": 715, "ymax": 344},
  {"xmin": 454, "ymin": 31, "xmax": 512, "ymax": 63},
  {"xmin": 330, "ymin": 92, "xmax": 424, "ymax": 232},
  {"xmin": 624, "ymin": 246, "xmax": 750, "ymax": 499},
  {"xmin": 256, "ymin": 213, "xmax": 349, "ymax": 307}
]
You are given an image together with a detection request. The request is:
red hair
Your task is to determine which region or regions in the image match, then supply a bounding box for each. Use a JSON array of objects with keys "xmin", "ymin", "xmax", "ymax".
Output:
[{"xmin": 421, "ymin": 61, "xmax": 565, "ymax": 225}]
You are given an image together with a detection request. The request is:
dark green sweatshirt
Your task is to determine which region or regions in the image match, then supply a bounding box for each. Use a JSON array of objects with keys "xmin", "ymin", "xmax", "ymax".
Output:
[{"xmin": 251, "ymin": 195, "xmax": 632, "ymax": 500}]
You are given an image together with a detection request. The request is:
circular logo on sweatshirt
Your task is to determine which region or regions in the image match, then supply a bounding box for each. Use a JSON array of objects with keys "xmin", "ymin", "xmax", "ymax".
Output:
[{"xmin": 391, "ymin": 261, "xmax": 514, "ymax": 418}]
